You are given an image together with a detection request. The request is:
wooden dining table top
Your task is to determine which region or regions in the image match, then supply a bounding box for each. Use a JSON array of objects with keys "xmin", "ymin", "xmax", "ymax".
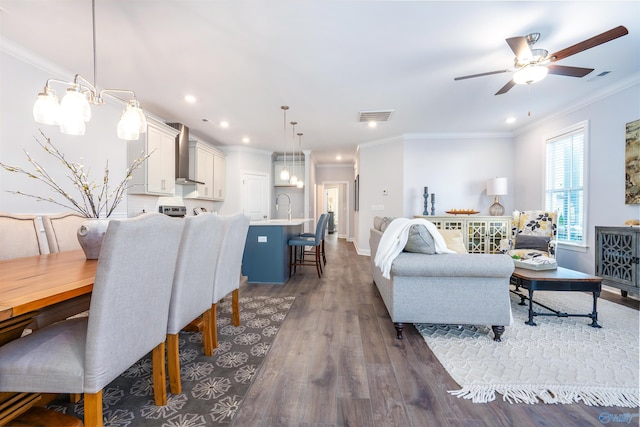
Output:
[{"xmin": 0, "ymin": 250, "xmax": 97, "ymax": 321}]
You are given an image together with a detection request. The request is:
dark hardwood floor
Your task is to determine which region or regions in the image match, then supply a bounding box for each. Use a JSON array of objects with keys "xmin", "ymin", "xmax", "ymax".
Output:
[{"xmin": 233, "ymin": 234, "xmax": 639, "ymax": 427}]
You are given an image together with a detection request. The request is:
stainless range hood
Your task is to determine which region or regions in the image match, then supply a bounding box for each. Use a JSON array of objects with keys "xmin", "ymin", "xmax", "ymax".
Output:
[{"xmin": 166, "ymin": 123, "xmax": 205, "ymax": 185}]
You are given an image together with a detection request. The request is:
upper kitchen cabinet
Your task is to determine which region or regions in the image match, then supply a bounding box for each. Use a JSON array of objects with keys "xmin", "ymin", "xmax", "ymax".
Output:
[
  {"xmin": 127, "ymin": 118, "xmax": 179, "ymax": 196},
  {"xmin": 212, "ymin": 151, "xmax": 226, "ymax": 201},
  {"xmin": 184, "ymin": 140, "xmax": 226, "ymax": 201}
]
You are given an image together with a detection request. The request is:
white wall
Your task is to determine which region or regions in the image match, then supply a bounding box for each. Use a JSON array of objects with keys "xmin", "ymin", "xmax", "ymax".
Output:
[
  {"xmin": 355, "ymin": 134, "xmax": 515, "ymax": 254},
  {"xmin": 513, "ymin": 81, "xmax": 640, "ymax": 275},
  {"xmin": 402, "ymin": 134, "xmax": 514, "ymax": 217}
]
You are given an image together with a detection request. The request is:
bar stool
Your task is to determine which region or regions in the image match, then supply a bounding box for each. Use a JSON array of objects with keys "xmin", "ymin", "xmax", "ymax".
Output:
[
  {"xmin": 288, "ymin": 215, "xmax": 326, "ymax": 278},
  {"xmin": 300, "ymin": 213, "xmax": 328, "ymax": 266}
]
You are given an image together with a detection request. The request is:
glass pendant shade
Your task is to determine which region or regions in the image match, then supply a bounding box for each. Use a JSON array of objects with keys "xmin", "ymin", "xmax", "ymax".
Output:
[
  {"xmin": 289, "ymin": 175, "xmax": 298, "ymax": 185},
  {"xmin": 280, "ymin": 168, "xmax": 290, "ymax": 181},
  {"xmin": 513, "ymin": 64, "xmax": 548, "ymax": 85},
  {"xmin": 296, "ymin": 179, "xmax": 304, "ymax": 188},
  {"xmin": 33, "ymin": 92, "xmax": 60, "ymax": 125},
  {"xmin": 60, "ymin": 88, "xmax": 91, "ymax": 122},
  {"xmin": 59, "ymin": 116, "xmax": 86, "ymax": 136},
  {"xmin": 117, "ymin": 104, "xmax": 141, "ymax": 140}
]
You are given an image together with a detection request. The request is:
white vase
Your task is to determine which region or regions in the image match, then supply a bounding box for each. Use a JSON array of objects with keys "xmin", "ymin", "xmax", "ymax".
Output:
[{"xmin": 77, "ymin": 219, "xmax": 110, "ymax": 260}]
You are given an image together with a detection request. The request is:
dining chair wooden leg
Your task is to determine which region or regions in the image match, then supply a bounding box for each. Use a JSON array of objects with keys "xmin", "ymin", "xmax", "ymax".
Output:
[
  {"xmin": 152, "ymin": 342, "xmax": 167, "ymax": 406},
  {"xmin": 211, "ymin": 303, "xmax": 219, "ymax": 349},
  {"xmin": 167, "ymin": 333, "xmax": 181, "ymax": 394},
  {"xmin": 322, "ymin": 240, "xmax": 326, "ymax": 265},
  {"xmin": 232, "ymin": 289, "xmax": 240, "ymax": 327},
  {"xmin": 70, "ymin": 393, "xmax": 81, "ymax": 403},
  {"xmin": 202, "ymin": 308, "xmax": 213, "ymax": 356},
  {"xmin": 83, "ymin": 390, "xmax": 103, "ymax": 427}
]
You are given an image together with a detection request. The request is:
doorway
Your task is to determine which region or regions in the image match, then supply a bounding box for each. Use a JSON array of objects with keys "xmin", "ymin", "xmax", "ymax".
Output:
[{"xmin": 323, "ymin": 181, "xmax": 349, "ymax": 239}]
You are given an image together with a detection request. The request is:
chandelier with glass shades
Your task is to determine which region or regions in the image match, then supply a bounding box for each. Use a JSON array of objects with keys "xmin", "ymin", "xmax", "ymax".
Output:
[{"xmin": 32, "ymin": 0, "xmax": 147, "ymax": 140}]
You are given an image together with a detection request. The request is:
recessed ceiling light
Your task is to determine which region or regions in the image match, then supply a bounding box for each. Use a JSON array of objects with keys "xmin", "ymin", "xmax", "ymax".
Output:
[
  {"xmin": 220, "ymin": 121, "xmax": 229, "ymax": 128},
  {"xmin": 506, "ymin": 117, "xmax": 516, "ymax": 124},
  {"xmin": 336, "ymin": 155, "xmax": 342, "ymax": 161},
  {"xmin": 368, "ymin": 121, "xmax": 377, "ymax": 128},
  {"xmin": 184, "ymin": 95, "xmax": 196, "ymax": 104},
  {"xmin": 242, "ymin": 137, "xmax": 250, "ymax": 143}
]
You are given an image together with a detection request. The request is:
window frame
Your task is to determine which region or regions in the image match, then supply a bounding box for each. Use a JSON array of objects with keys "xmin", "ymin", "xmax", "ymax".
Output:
[{"xmin": 543, "ymin": 120, "xmax": 589, "ymax": 250}]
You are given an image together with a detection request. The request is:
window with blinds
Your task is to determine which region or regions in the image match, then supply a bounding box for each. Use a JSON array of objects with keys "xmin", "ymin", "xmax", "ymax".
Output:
[{"xmin": 545, "ymin": 123, "xmax": 587, "ymax": 245}]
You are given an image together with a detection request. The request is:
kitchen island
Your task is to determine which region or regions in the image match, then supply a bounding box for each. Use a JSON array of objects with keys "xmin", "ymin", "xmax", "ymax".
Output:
[{"xmin": 242, "ymin": 219, "xmax": 312, "ymax": 284}]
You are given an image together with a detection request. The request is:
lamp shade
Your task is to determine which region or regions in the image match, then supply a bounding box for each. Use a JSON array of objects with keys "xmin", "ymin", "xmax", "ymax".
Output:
[{"xmin": 487, "ymin": 177, "xmax": 508, "ymax": 196}]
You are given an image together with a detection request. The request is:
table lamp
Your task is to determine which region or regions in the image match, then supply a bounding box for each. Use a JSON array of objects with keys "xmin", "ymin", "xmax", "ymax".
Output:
[{"xmin": 487, "ymin": 177, "xmax": 508, "ymax": 216}]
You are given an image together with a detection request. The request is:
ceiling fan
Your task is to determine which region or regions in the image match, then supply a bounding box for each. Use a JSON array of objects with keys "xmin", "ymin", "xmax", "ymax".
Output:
[{"xmin": 454, "ymin": 26, "xmax": 628, "ymax": 95}]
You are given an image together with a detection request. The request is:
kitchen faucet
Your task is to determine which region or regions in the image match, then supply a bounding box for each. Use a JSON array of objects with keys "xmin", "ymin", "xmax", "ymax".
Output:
[{"xmin": 275, "ymin": 193, "xmax": 292, "ymax": 221}]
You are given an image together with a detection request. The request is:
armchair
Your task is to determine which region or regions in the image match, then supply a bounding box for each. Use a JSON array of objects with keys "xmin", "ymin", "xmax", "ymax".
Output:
[{"xmin": 500, "ymin": 210, "xmax": 558, "ymax": 259}]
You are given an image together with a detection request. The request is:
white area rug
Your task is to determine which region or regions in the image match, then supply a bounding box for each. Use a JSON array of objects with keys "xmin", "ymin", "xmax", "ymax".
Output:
[{"xmin": 416, "ymin": 291, "xmax": 639, "ymax": 407}]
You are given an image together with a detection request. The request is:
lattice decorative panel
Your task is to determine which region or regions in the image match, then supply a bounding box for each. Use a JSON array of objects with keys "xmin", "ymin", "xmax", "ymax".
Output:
[{"xmin": 600, "ymin": 233, "xmax": 634, "ymax": 284}]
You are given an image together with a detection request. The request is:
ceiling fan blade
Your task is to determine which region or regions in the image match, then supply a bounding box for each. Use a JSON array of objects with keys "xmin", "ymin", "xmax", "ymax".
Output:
[
  {"xmin": 495, "ymin": 79, "xmax": 516, "ymax": 95},
  {"xmin": 506, "ymin": 36, "xmax": 532, "ymax": 59},
  {"xmin": 550, "ymin": 25, "xmax": 628, "ymax": 62},
  {"xmin": 547, "ymin": 64, "xmax": 594, "ymax": 78},
  {"xmin": 454, "ymin": 69, "xmax": 511, "ymax": 81}
]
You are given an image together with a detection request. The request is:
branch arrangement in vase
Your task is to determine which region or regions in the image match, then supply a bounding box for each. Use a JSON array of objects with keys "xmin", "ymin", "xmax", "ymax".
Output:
[{"xmin": 0, "ymin": 131, "xmax": 152, "ymax": 218}]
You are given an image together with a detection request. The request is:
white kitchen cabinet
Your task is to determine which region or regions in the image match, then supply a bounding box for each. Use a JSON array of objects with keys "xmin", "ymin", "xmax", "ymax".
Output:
[
  {"xmin": 212, "ymin": 151, "xmax": 225, "ymax": 201},
  {"xmin": 127, "ymin": 118, "xmax": 178, "ymax": 196},
  {"xmin": 188, "ymin": 141, "xmax": 214, "ymax": 199},
  {"xmin": 185, "ymin": 141, "xmax": 225, "ymax": 201}
]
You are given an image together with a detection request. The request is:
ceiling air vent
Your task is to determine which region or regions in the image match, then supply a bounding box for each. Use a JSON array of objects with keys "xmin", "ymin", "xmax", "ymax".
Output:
[{"xmin": 358, "ymin": 110, "xmax": 394, "ymax": 122}]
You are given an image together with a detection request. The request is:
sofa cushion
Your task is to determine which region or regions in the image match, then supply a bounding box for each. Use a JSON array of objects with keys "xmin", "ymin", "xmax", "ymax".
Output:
[
  {"xmin": 373, "ymin": 216, "xmax": 385, "ymax": 231},
  {"xmin": 379, "ymin": 217, "xmax": 396, "ymax": 232},
  {"xmin": 437, "ymin": 229, "xmax": 467, "ymax": 253},
  {"xmin": 514, "ymin": 235, "xmax": 550, "ymax": 251},
  {"xmin": 404, "ymin": 225, "xmax": 436, "ymax": 254}
]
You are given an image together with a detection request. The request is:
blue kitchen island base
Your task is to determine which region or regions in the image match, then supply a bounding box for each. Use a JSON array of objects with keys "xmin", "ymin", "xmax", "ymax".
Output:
[{"xmin": 242, "ymin": 220, "xmax": 309, "ymax": 284}]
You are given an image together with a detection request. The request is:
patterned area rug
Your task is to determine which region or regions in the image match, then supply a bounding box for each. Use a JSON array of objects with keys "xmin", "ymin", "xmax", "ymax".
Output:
[
  {"xmin": 47, "ymin": 296, "xmax": 295, "ymax": 426},
  {"xmin": 416, "ymin": 291, "xmax": 639, "ymax": 407}
]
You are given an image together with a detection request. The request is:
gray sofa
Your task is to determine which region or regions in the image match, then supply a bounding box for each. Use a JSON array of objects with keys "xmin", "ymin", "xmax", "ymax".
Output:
[{"xmin": 370, "ymin": 224, "xmax": 515, "ymax": 341}]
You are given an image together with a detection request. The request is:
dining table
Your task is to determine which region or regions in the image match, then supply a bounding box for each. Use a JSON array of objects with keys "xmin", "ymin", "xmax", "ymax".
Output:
[{"xmin": 0, "ymin": 249, "xmax": 97, "ymax": 425}]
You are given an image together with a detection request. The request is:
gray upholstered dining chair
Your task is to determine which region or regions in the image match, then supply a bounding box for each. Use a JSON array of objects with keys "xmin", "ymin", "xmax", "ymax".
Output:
[
  {"xmin": 0, "ymin": 213, "xmax": 184, "ymax": 427},
  {"xmin": 30, "ymin": 212, "xmax": 91, "ymax": 331},
  {"xmin": 42, "ymin": 212, "xmax": 86, "ymax": 253},
  {"xmin": 0, "ymin": 213, "xmax": 46, "ymax": 260},
  {"xmin": 211, "ymin": 213, "xmax": 250, "ymax": 350},
  {"xmin": 166, "ymin": 213, "xmax": 225, "ymax": 394}
]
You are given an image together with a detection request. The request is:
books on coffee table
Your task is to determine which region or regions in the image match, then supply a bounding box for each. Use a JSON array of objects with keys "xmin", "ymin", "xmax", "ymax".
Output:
[{"xmin": 513, "ymin": 256, "xmax": 558, "ymax": 271}]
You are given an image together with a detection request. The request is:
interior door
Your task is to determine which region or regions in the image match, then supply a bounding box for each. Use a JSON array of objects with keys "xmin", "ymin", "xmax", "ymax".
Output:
[{"xmin": 242, "ymin": 172, "xmax": 269, "ymax": 220}]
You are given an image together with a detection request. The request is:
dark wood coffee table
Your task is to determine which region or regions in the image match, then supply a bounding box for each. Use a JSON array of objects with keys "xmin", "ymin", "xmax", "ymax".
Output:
[{"xmin": 510, "ymin": 267, "xmax": 602, "ymax": 328}]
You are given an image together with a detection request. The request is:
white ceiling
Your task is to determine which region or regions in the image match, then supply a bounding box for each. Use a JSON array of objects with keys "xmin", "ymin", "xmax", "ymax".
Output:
[{"xmin": 1, "ymin": 1, "xmax": 639, "ymax": 165}]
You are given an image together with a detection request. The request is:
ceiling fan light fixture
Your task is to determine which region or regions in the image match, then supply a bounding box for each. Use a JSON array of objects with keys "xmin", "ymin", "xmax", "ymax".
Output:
[{"xmin": 513, "ymin": 64, "xmax": 548, "ymax": 85}]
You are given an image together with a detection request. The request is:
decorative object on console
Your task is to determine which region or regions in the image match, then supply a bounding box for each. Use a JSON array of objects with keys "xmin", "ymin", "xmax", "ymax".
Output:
[
  {"xmin": 431, "ymin": 192, "xmax": 435, "ymax": 215},
  {"xmin": 32, "ymin": 0, "xmax": 146, "ymax": 139},
  {"xmin": 487, "ymin": 177, "xmax": 508, "ymax": 216},
  {"xmin": 446, "ymin": 209, "xmax": 480, "ymax": 215},
  {"xmin": 423, "ymin": 187, "xmax": 429, "ymax": 215},
  {"xmin": 625, "ymin": 119, "xmax": 640, "ymax": 204}
]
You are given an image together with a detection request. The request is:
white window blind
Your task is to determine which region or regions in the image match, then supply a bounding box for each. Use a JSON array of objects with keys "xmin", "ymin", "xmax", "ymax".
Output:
[{"xmin": 545, "ymin": 125, "xmax": 586, "ymax": 245}]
